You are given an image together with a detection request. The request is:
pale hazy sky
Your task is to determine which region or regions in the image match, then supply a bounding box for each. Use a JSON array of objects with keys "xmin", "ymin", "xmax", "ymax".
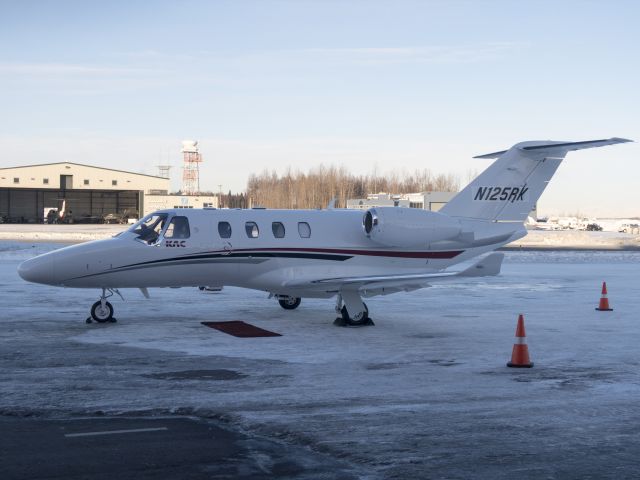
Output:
[{"xmin": 1, "ymin": 0, "xmax": 638, "ymax": 216}]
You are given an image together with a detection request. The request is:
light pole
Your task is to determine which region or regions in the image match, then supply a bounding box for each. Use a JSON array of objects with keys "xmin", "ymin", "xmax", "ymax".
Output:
[{"xmin": 218, "ymin": 184, "xmax": 223, "ymax": 208}]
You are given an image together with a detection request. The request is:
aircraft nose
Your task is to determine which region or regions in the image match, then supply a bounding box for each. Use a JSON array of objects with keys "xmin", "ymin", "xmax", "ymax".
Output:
[{"xmin": 18, "ymin": 255, "xmax": 55, "ymax": 285}]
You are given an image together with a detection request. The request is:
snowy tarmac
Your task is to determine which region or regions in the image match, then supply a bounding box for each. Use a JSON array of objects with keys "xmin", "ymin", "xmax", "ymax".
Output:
[{"xmin": 2, "ymin": 241, "xmax": 640, "ymax": 479}]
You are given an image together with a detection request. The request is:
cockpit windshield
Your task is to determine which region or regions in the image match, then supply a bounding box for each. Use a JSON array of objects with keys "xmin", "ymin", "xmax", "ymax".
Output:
[{"xmin": 127, "ymin": 213, "xmax": 169, "ymax": 245}]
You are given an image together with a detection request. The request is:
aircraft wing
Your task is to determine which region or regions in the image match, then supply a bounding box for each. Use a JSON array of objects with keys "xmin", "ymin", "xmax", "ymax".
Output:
[{"xmin": 283, "ymin": 253, "xmax": 504, "ymax": 296}]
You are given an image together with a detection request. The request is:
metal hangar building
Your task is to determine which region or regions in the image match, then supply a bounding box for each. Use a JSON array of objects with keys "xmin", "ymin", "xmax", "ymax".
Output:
[{"xmin": 0, "ymin": 162, "xmax": 170, "ymax": 223}]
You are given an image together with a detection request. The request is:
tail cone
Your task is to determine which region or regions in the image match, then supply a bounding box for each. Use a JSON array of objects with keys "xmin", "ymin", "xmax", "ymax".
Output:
[{"xmin": 507, "ymin": 314, "xmax": 534, "ymax": 368}]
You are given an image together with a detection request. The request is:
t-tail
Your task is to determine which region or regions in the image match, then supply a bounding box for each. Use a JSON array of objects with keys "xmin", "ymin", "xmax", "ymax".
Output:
[{"xmin": 440, "ymin": 138, "xmax": 632, "ymax": 222}]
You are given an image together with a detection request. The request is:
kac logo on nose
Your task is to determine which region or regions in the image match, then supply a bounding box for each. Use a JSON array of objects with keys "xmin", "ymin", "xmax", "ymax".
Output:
[{"xmin": 165, "ymin": 240, "xmax": 186, "ymax": 247}]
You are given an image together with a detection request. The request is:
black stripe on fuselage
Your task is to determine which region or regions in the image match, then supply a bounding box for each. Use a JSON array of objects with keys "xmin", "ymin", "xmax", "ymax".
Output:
[
  {"xmin": 64, "ymin": 250, "xmax": 353, "ymax": 281},
  {"xmin": 186, "ymin": 251, "xmax": 352, "ymax": 262},
  {"xmin": 178, "ymin": 247, "xmax": 464, "ymax": 260}
]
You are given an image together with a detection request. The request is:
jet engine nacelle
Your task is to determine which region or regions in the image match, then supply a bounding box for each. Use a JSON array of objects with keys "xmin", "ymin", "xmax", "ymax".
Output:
[{"xmin": 363, "ymin": 207, "xmax": 462, "ymax": 247}]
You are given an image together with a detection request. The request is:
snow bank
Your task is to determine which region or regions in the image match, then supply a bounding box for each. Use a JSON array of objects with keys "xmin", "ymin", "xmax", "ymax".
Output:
[
  {"xmin": 508, "ymin": 230, "xmax": 640, "ymax": 250},
  {"xmin": 0, "ymin": 224, "xmax": 125, "ymax": 243}
]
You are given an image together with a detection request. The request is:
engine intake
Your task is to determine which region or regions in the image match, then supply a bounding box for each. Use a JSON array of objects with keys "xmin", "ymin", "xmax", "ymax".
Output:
[{"xmin": 363, "ymin": 207, "xmax": 461, "ymax": 248}]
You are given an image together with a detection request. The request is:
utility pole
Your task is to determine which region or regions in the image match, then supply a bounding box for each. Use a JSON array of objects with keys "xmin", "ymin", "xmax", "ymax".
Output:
[{"xmin": 218, "ymin": 184, "xmax": 223, "ymax": 208}]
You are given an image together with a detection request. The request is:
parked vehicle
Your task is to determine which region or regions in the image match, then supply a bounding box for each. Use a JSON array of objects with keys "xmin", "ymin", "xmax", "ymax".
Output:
[
  {"xmin": 618, "ymin": 223, "xmax": 640, "ymax": 234},
  {"xmin": 102, "ymin": 210, "xmax": 135, "ymax": 224},
  {"xmin": 198, "ymin": 286, "xmax": 224, "ymax": 292}
]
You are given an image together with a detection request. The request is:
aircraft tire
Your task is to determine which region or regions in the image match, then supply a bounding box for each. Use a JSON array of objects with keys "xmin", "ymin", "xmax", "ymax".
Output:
[
  {"xmin": 341, "ymin": 303, "xmax": 369, "ymax": 326},
  {"xmin": 91, "ymin": 301, "xmax": 114, "ymax": 323},
  {"xmin": 278, "ymin": 296, "xmax": 301, "ymax": 310}
]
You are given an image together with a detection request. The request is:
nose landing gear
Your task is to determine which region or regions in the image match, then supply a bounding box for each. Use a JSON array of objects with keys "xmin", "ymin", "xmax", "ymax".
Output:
[
  {"xmin": 86, "ymin": 288, "xmax": 121, "ymax": 324},
  {"xmin": 278, "ymin": 296, "xmax": 301, "ymax": 310}
]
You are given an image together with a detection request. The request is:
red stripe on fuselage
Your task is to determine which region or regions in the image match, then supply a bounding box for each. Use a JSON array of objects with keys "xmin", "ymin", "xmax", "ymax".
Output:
[{"xmin": 227, "ymin": 247, "xmax": 463, "ymax": 259}]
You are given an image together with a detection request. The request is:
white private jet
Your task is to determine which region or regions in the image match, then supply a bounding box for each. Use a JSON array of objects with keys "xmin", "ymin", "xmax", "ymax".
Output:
[{"xmin": 18, "ymin": 138, "xmax": 631, "ymax": 325}]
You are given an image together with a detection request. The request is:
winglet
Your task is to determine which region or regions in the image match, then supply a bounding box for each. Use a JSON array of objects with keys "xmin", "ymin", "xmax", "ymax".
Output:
[{"xmin": 459, "ymin": 252, "xmax": 504, "ymax": 277}]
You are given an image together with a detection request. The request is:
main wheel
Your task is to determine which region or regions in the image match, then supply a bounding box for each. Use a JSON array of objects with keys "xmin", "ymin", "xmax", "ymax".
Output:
[
  {"xmin": 91, "ymin": 301, "xmax": 114, "ymax": 323},
  {"xmin": 278, "ymin": 296, "xmax": 301, "ymax": 310},
  {"xmin": 341, "ymin": 303, "xmax": 369, "ymax": 326}
]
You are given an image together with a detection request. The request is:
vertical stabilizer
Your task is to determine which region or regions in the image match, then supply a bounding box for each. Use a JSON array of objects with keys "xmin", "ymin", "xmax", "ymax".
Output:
[{"xmin": 440, "ymin": 138, "xmax": 631, "ymax": 222}]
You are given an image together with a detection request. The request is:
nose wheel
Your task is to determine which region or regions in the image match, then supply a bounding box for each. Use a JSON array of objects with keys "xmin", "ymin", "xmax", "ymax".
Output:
[
  {"xmin": 278, "ymin": 296, "xmax": 301, "ymax": 310},
  {"xmin": 89, "ymin": 301, "xmax": 114, "ymax": 323},
  {"xmin": 86, "ymin": 288, "xmax": 119, "ymax": 324}
]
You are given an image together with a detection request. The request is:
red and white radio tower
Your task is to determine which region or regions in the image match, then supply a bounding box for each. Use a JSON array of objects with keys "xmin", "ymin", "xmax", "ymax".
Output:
[{"xmin": 181, "ymin": 140, "xmax": 202, "ymax": 195}]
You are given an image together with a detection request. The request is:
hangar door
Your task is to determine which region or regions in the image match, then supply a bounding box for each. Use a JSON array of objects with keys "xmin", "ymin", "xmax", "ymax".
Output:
[
  {"xmin": 0, "ymin": 188, "xmax": 140, "ymax": 223},
  {"xmin": 0, "ymin": 189, "xmax": 37, "ymax": 220}
]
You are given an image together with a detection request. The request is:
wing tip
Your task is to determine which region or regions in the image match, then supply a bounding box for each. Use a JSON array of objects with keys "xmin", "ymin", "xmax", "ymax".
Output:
[
  {"xmin": 459, "ymin": 252, "xmax": 504, "ymax": 277},
  {"xmin": 473, "ymin": 150, "xmax": 507, "ymax": 159}
]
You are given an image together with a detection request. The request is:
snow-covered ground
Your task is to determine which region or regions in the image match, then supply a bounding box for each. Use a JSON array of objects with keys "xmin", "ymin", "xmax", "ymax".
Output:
[{"xmin": 2, "ymin": 242, "xmax": 640, "ymax": 478}]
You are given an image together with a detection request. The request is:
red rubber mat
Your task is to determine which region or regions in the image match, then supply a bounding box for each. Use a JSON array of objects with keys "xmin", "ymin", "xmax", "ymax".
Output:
[{"xmin": 201, "ymin": 321, "xmax": 282, "ymax": 337}]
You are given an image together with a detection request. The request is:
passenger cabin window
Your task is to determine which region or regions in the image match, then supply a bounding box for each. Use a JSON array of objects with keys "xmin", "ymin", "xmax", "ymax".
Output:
[
  {"xmin": 272, "ymin": 222, "xmax": 285, "ymax": 238},
  {"xmin": 218, "ymin": 221, "xmax": 232, "ymax": 238},
  {"xmin": 245, "ymin": 222, "xmax": 259, "ymax": 238},
  {"xmin": 165, "ymin": 216, "xmax": 190, "ymax": 239},
  {"xmin": 298, "ymin": 222, "xmax": 311, "ymax": 238},
  {"xmin": 129, "ymin": 213, "xmax": 168, "ymax": 245}
]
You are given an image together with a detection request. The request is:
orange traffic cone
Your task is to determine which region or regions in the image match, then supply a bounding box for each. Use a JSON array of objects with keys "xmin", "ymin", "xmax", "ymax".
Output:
[
  {"xmin": 595, "ymin": 282, "xmax": 613, "ymax": 311},
  {"xmin": 507, "ymin": 314, "xmax": 533, "ymax": 368}
]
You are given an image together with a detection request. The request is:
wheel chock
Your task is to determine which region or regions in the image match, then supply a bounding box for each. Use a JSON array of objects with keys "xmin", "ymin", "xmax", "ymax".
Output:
[
  {"xmin": 333, "ymin": 317, "xmax": 347, "ymax": 327},
  {"xmin": 85, "ymin": 317, "xmax": 117, "ymax": 324},
  {"xmin": 333, "ymin": 317, "xmax": 375, "ymax": 327}
]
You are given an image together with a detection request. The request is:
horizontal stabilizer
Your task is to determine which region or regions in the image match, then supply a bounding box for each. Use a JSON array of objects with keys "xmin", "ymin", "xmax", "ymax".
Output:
[
  {"xmin": 474, "ymin": 137, "xmax": 631, "ymax": 159},
  {"xmin": 520, "ymin": 137, "xmax": 632, "ymax": 152}
]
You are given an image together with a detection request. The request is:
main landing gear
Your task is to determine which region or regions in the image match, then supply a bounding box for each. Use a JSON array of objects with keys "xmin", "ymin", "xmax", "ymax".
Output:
[
  {"xmin": 273, "ymin": 291, "xmax": 373, "ymax": 326},
  {"xmin": 86, "ymin": 288, "xmax": 121, "ymax": 324},
  {"xmin": 333, "ymin": 292, "xmax": 374, "ymax": 327}
]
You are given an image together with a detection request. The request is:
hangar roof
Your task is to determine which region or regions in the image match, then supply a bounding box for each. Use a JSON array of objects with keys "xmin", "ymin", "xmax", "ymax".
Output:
[
  {"xmin": 0, "ymin": 162, "xmax": 169, "ymax": 193},
  {"xmin": 0, "ymin": 162, "xmax": 166, "ymax": 179}
]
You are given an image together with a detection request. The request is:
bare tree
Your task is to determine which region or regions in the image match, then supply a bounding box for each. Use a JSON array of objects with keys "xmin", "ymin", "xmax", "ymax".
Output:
[{"xmin": 244, "ymin": 164, "xmax": 460, "ymax": 209}]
